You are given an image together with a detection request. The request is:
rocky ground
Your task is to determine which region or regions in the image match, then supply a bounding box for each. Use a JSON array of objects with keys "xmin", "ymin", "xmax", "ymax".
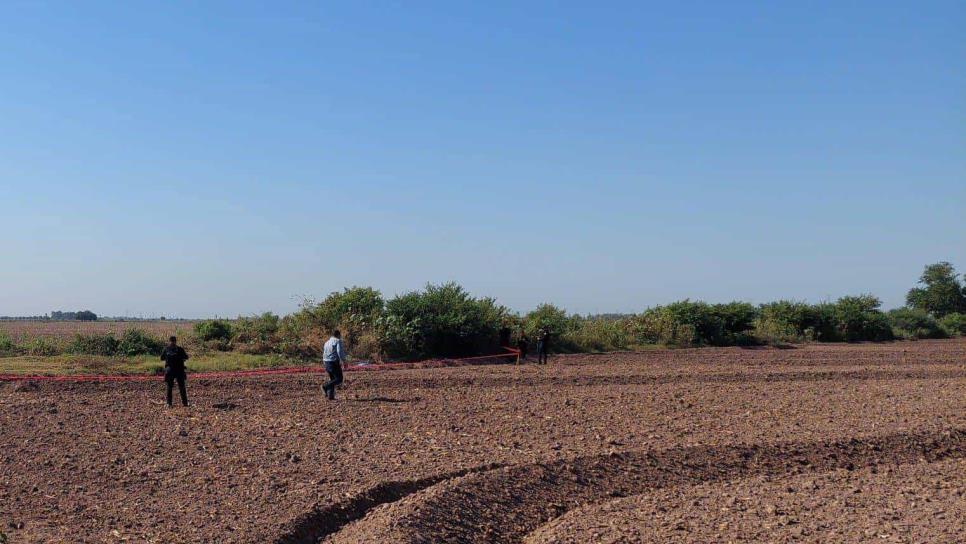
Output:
[{"xmin": 1, "ymin": 339, "xmax": 964, "ymax": 543}]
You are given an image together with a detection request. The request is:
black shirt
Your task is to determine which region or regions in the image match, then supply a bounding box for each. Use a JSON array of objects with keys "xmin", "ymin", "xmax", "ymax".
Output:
[{"xmin": 161, "ymin": 345, "xmax": 189, "ymax": 373}]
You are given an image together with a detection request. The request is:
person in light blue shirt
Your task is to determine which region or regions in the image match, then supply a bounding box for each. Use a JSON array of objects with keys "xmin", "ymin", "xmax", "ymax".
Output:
[{"xmin": 321, "ymin": 329, "xmax": 347, "ymax": 400}]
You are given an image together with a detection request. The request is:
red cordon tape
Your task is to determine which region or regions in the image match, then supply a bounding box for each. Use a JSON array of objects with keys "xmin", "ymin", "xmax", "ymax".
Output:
[{"xmin": 0, "ymin": 348, "xmax": 521, "ymax": 382}]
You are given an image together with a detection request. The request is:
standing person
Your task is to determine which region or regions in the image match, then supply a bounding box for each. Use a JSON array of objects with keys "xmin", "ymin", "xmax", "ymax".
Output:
[
  {"xmin": 160, "ymin": 336, "xmax": 189, "ymax": 407},
  {"xmin": 517, "ymin": 331, "xmax": 529, "ymax": 363},
  {"xmin": 537, "ymin": 327, "xmax": 550, "ymax": 365},
  {"xmin": 322, "ymin": 329, "xmax": 347, "ymax": 400}
]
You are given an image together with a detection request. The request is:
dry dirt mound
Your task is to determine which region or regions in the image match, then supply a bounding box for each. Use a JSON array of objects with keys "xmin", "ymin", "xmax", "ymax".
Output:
[
  {"xmin": 527, "ymin": 458, "xmax": 966, "ymax": 543},
  {"xmin": 319, "ymin": 429, "xmax": 965, "ymax": 544}
]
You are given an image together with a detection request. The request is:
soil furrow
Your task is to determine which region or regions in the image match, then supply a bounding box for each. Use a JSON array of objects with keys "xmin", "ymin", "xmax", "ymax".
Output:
[
  {"xmin": 326, "ymin": 428, "xmax": 966, "ymax": 544},
  {"xmin": 274, "ymin": 462, "xmax": 506, "ymax": 544},
  {"xmin": 355, "ymin": 367, "xmax": 966, "ymax": 391}
]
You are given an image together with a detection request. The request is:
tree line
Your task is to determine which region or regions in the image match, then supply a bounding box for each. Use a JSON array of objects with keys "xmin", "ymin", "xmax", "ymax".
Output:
[
  {"xmin": 3, "ymin": 262, "xmax": 964, "ymax": 360},
  {"xmin": 183, "ymin": 260, "xmax": 966, "ymax": 360}
]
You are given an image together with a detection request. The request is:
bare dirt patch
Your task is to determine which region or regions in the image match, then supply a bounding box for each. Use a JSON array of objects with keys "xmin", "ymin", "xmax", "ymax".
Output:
[
  {"xmin": 0, "ymin": 339, "xmax": 964, "ymax": 543},
  {"xmin": 528, "ymin": 458, "xmax": 966, "ymax": 543}
]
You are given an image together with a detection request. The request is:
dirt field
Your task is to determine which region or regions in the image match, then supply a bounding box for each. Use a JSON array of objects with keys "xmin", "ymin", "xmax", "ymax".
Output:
[
  {"xmin": 1, "ymin": 340, "xmax": 964, "ymax": 543},
  {"xmin": 0, "ymin": 320, "xmax": 188, "ymax": 342}
]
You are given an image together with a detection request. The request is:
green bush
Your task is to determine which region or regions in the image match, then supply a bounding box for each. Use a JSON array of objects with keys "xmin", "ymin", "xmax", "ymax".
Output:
[
  {"xmin": 374, "ymin": 313, "xmax": 422, "ymax": 359},
  {"xmin": 625, "ymin": 300, "xmax": 757, "ymax": 347},
  {"xmin": 194, "ymin": 320, "xmax": 234, "ymax": 342},
  {"xmin": 523, "ymin": 304, "xmax": 573, "ymax": 339},
  {"xmin": 0, "ymin": 334, "xmax": 17, "ymax": 356},
  {"xmin": 562, "ymin": 317, "xmax": 630, "ymax": 352},
  {"xmin": 118, "ymin": 329, "xmax": 165, "ymax": 356},
  {"xmin": 314, "ymin": 286, "xmax": 385, "ymax": 328},
  {"xmin": 888, "ymin": 307, "xmax": 946, "ymax": 340},
  {"xmin": 712, "ymin": 302, "xmax": 759, "ymax": 345},
  {"xmin": 384, "ymin": 282, "xmax": 507, "ymax": 358},
  {"xmin": 278, "ymin": 287, "xmax": 386, "ymax": 357},
  {"xmin": 754, "ymin": 300, "xmax": 836, "ymax": 343},
  {"xmin": 939, "ymin": 313, "xmax": 966, "ymax": 337},
  {"xmin": 21, "ymin": 337, "xmax": 59, "ymax": 356},
  {"xmin": 233, "ymin": 312, "xmax": 280, "ymax": 354},
  {"xmin": 66, "ymin": 333, "xmax": 119, "ymax": 356},
  {"xmin": 833, "ymin": 295, "xmax": 893, "ymax": 342},
  {"xmin": 906, "ymin": 262, "xmax": 966, "ymax": 318}
]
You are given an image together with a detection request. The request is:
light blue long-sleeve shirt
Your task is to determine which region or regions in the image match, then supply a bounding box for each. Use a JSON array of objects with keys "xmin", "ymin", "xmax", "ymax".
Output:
[{"xmin": 322, "ymin": 336, "xmax": 347, "ymax": 364}]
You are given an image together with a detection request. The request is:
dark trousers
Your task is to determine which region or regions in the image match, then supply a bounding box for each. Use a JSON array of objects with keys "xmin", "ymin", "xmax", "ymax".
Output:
[
  {"xmin": 165, "ymin": 370, "xmax": 188, "ymax": 406},
  {"xmin": 537, "ymin": 341, "xmax": 549, "ymax": 364},
  {"xmin": 323, "ymin": 363, "xmax": 344, "ymax": 399}
]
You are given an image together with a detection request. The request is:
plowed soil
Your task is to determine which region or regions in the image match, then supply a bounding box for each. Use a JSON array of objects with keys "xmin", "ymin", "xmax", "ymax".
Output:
[{"xmin": 1, "ymin": 340, "xmax": 965, "ymax": 543}]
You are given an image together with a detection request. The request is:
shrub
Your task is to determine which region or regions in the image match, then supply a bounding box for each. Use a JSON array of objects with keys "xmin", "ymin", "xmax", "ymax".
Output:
[
  {"xmin": 277, "ymin": 287, "xmax": 386, "ymax": 358},
  {"xmin": 374, "ymin": 314, "xmax": 422, "ymax": 359},
  {"xmin": 314, "ymin": 287, "xmax": 385, "ymax": 328},
  {"xmin": 711, "ymin": 302, "xmax": 759, "ymax": 345},
  {"xmin": 194, "ymin": 320, "xmax": 234, "ymax": 342},
  {"xmin": 562, "ymin": 318, "xmax": 629, "ymax": 352},
  {"xmin": 755, "ymin": 300, "xmax": 835, "ymax": 343},
  {"xmin": 888, "ymin": 307, "xmax": 946, "ymax": 340},
  {"xmin": 352, "ymin": 332, "xmax": 382, "ymax": 361},
  {"xmin": 628, "ymin": 305, "xmax": 694, "ymax": 347},
  {"xmin": 66, "ymin": 333, "xmax": 119, "ymax": 356},
  {"xmin": 833, "ymin": 295, "xmax": 893, "ymax": 342},
  {"xmin": 940, "ymin": 313, "xmax": 966, "ymax": 337},
  {"xmin": 21, "ymin": 337, "xmax": 59, "ymax": 356},
  {"xmin": 384, "ymin": 282, "xmax": 507, "ymax": 358},
  {"xmin": 233, "ymin": 312, "xmax": 280, "ymax": 353},
  {"xmin": 118, "ymin": 329, "xmax": 165, "ymax": 356},
  {"xmin": 906, "ymin": 262, "xmax": 966, "ymax": 318},
  {"xmin": 0, "ymin": 334, "xmax": 17, "ymax": 356},
  {"xmin": 625, "ymin": 300, "xmax": 757, "ymax": 347},
  {"xmin": 523, "ymin": 304, "xmax": 573, "ymax": 340}
]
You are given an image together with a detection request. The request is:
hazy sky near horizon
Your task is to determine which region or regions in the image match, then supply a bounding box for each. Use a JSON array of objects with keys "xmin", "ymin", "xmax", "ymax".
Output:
[{"xmin": 2, "ymin": 1, "xmax": 964, "ymax": 318}]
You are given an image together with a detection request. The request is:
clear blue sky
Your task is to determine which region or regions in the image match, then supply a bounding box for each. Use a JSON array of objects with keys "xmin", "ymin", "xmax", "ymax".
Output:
[{"xmin": 1, "ymin": 1, "xmax": 963, "ymax": 318}]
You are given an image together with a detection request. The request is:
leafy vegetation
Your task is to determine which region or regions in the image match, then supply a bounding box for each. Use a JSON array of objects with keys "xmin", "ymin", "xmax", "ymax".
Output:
[
  {"xmin": 3, "ymin": 261, "xmax": 964, "ymax": 365},
  {"xmin": 939, "ymin": 313, "xmax": 966, "ymax": 337},
  {"xmin": 118, "ymin": 329, "xmax": 165, "ymax": 356},
  {"xmin": 66, "ymin": 333, "xmax": 120, "ymax": 356},
  {"xmin": 193, "ymin": 319, "xmax": 234, "ymax": 342},
  {"xmin": 383, "ymin": 283, "xmax": 507, "ymax": 358},
  {"xmin": 906, "ymin": 262, "xmax": 966, "ymax": 318},
  {"xmin": 887, "ymin": 308, "xmax": 945, "ymax": 340}
]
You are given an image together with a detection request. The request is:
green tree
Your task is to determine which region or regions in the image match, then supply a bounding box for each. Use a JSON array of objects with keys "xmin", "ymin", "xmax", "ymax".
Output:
[
  {"xmin": 314, "ymin": 286, "xmax": 385, "ymax": 328},
  {"xmin": 906, "ymin": 262, "xmax": 966, "ymax": 318},
  {"xmin": 833, "ymin": 295, "xmax": 893, "ymax": 342},
  {"xmin": 384, "ymin": 282, "xmax": 506, "ymax": 358},
  {"xmin": 887, "ymin": 307, "xmax": 945, "ymax": 339},
  {"xmin": 939, "ymin": 313, "xmax": 966, "ymax": 337},
  {"xmin": 194, "ymin": 320, "xmax": 234, "ymax": 342},
  {"xmin": 523, "ymin": 303, "xmax": 573, "ymax": 338}
]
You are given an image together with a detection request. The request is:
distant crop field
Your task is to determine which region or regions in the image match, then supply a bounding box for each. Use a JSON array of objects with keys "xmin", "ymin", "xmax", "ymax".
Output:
[{"xmin": 0, "ymin": 320, "xmax": 193, "ymax": 341}]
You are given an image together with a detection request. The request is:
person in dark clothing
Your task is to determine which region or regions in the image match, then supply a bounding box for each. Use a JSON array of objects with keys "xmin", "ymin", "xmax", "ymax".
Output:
[
  {"xmin": 517, "ymin": 331, "xmax": 529, "ymax": 363},
  {"xmin": 321, "ymin": 329, "xmax": 347, "ymax": 400},
  {"xmin": 160, "ymin": 336, "xmax": 189, "ymax": 407},
  {"xmin": 537, "ymin": 328, "xmax": 550, "ymax": 364}
]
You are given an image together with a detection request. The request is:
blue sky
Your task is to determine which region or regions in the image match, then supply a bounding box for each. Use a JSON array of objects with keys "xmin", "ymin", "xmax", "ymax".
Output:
[{"xmin": 1, "ymin": 1, "xmax": 963, "ymax": 317}]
